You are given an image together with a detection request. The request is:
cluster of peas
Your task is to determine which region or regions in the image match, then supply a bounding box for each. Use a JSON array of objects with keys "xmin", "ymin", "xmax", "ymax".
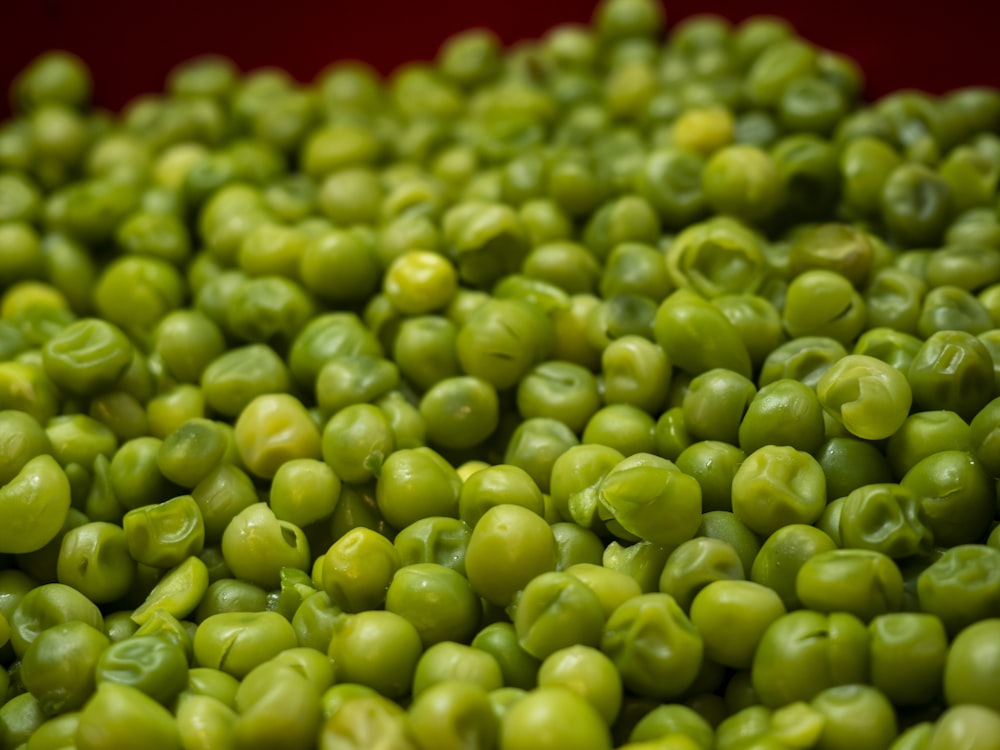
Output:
[{"xmin": 2, "ymin": 0, "xmax": 1000, "ymax": 747}]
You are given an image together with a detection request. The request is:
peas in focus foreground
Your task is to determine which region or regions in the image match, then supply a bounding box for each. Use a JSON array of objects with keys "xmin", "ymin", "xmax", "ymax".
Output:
[{"xmin": 3, "ymin": 0, "xmax": 1000, "ymax": 747}]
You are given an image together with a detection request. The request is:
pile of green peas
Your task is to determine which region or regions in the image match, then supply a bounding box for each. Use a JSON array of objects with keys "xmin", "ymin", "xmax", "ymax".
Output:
[{"xmin": 2, "ymin": 0, "xmax": 1000, "ymax": 746}]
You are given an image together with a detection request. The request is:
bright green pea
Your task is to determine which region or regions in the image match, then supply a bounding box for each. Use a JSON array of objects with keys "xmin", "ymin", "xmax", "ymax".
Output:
[
  {"xmin": 0, "ymin": 454, "xmax": 71, "ymax": 555},
  {"xmin": 321, "ymin": 527, "xmax": 400, "ymax": 613},
  {"xmin": 459, "ymin": 464, "xmax": 545, "ymax": 527},
  {"xmin": 76, "ymin": 683, "xmax": 182, "ymax": 750},
  {"xmin": 702, "ymin": 144, "xmax": 783, "ymax": 224},
  {"xmin": 654, "ymin": 289, "xmax": 752, "ymax": 379},
  {"xmin": 665, "ymin": 216, "xmax": 766, "ymax": 298},
  {"xmin": 597, "ymin": 453, "xmax": 702, "ymax": 547},
  {"xmin": 690, "ymin": 580, "xmax": 786, "ymax": 672},
  {"xmin": 321, "ymin": 403, "xmax": 394, "ymax": 484},
  {"xmin": 327, "ymin": 610, "xmax": 424, "ymax": 700},
  {"xmin": 269, "ymin": 457, "xmax": 341, "ymax": 529},
  {"xmin": 221, "ymin": 502, "xmax": 310, "ymax": 590},
  {"xmin": 235, "ymin": 393, "xmax": 321, "ymax": 480},
  {"xmin": 465, "ymin": 504, "xmax": 557, "ymax": 607},
  {"xmin": 751, "ymin": 610, "xmax": 869, "ymax": 707},
  {"xmin": 320, "ymin": 693, "xmax": 418, "ymax": 749},
  {"xmin": 0, "ymin": 410, "xmax": 52, "ymax": 486},
  {"xmin": 796, "ymin": 548, "xmax": 904, "ymax": 621},
  {"xmin": 582, "ymin": 404, "xmax": 657, "ymax": 457},
  {"xmin": 512, "ymin": 571, "xmax": 606, "ymax": 660},
  {"xmin": 869, "ymin": 612, "xmax": 947, "ymax": 707},
  {"xmin": 814, "ymin": 353, "xmax": 913, "ymax": 440},
  {"xmin": 385, "ymin": 562, "xmax": 480, "ymax": 648},
  {"xmin": 927, "ymin": 705, "xmax": 1000, "ymax": 750},
  {"xmin": 0, "ymin": 361, "xmax": 62, "ymax": 425},
  {"xmin": 731, "ymin": 445, "xmax": 826, "ymax": 536},
  {"xmin": 499, "ymin": 685, "xmax": 612, "ymax": 750},
  {"xmin": 194, "ymin": 611, "xmax": 297, "ymax": 680},
  {"xmin": 808, "ymin": 684, "xmax": 897, "ymax": 750},
  {"xmin": 287, "ymin": 312, "xmax": 383, "ymax": 392},
  {"xmin": 750, "ymin": 524, "xmax": 838, "ymax": 609},
  {"xmin": 93, "ymin": 255, "xmax": 185, "ymax": 339},
  {"xmin": 517, "ymin": 361, "xmax": 602, "ymax": 435},
  {"xmin": 601, "ymin": 336, "xmax": 672, "ymax": 415}
]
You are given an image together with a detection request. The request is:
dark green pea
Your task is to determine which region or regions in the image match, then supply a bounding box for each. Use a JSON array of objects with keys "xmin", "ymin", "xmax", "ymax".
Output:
[
  {"xmin": 675, "ymin": 441, "xmax": 744, "ymax": 514},
  {"xmin": 225, "ymin": 275, "xmax": 314, "ymax": 348},
  {"xmin": 585, "ymin": 293, "xmax": 658, "ymax": 343},
  {"xmin": 886, "ymin": 410, "xmax": 972, "ymax": 479},
  {"xmin": 838, "ymin": 136, "xmax": 902, "ymax": 219},
  {"xmin": 869, "ymin": 612, "xmax": 947, "ymax": 707},
  {"xmin": 901, "ymin": 450, "xmax": 995, "ymax": 548},
  {"xmin": 108, "ymin": 436, "xmax": 177, "ymax": 511},
  {"xmin": 504, "ymin": 417, "xmax": 579, "ymax": 494},
  {"xmin": 659, "ymin": 537, "xmax": 745, "ymax": 613},
  {"xmin": 839, "ymin": 483, "xmax": 934, "ymax": 560},
  {"xmin": 747, "ymin": 38, "xmax": 818, "ymax": 107},
  {"xmin": 376, "ymin": 390, "xmax": 426, "ymax": 450},
  {"xmin": 56, "ymin": 521, "xmax": 135, "ymax": 604},
  {"xmin": 918, "ymin": 285, "xmax": 993, "ymax": 337},
  {"xmin": 907, "ymin": 331, "xmax": 995, "ymax": 421},
  {"xmin": 815, "ymin": 437, "xmax": 893, "ymax": 500},
  {"xmin": 879, "ymin": 163, "xmax": 952, "ymax": 247},
  {"xmin": 94, "ymin": 635, "xmax": 188, "ymax": 707},
  {"xmin": 771, "ymin": 133, "xmax": 840, "ymax": 223},
  {"xmin": 654, "ymin": 406, "xmax": 692, "ymax": 461},
  {"xmin": 777, "ymin": 76, "xmax": 845, "ymax": 134},
  {"xmin": 10, "ymin": 582, "xmax": 104, "ymax": 658},
  {"xmin": 696, "ymin": 511, "xmax": 762, "ymax": 577},
  {"xmin": 970, "ymin": 396, "xmax": 1000, "ymax": 477},
  {"xmin": 316, "ymin": 355, "xmax": 400, "ymax": 417},
  {"xmin": 191, "ymin": 464, "xmax": 259, "ymax": 545},
  {"xmin": 917, "ymin": 544, "xmax": 1000, "ymax": 635},
  {"xmin": 328, "ymin": 481, "xmax": 393, "ymax": 541},
  {"xmin": 750, "ymin": 524, "xmax": 837, "ymax": 609},
  {"xmin": 758, "ymin": 335, "xmax": 848, "ymax": 388},
  {"xmin": 299, "ymin": 227, "xmax": 380, "ymax": 307},
  {"xmin": 863, "ymin": 267, "xmax": 926, "ymax": 336},
  {"xmin": 391, "ymin": 316, "xmax": 460, "ymax": 394},
  {"xmin": 682, "ymin": 368, "xmax": 756, "ymax": 445},
  {"xmin": 738, "ymin": 379, "xmax": 825, "ymax": 455},
  {"xmin": 939, "ymin": 146, "xmax": 999, "ymax": 214},
  {"xmin": 40, "ymin": 318, "xmax": 133, "ymax": 398},
  {"xmin": 442, "ymin": 200, "xmax": 529, "ymax": 289},
  {"xmin": 600, "ymin": 242, "xmax": 673, "ymax": 302},
  {"xmin": 122, "ymin": 494, "xmax": 205, "ymax": 569},
  {"xmin": 470, "ymin": 622, "xmax": 540, "ymax": 691}
]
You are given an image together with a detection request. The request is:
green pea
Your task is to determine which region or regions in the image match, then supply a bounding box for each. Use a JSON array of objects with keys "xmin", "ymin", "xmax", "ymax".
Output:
[
  {"xmin": 731, "ymin": 445, "xmax": 826, "ymax": 536},
  {"xmin": 901, "ymin": 450, "xmax": 995, "ymax": 547},
  {"xmin": 385, "ymin": 562, "xmax": 480, "ymax": 648},
  {"xmin": 880, "ymin": 163, "xmax": 953, "ymax": 247},
  {"xmin": 130, "ymin": 555, "xmax": 209, "ymax": 626},
  {"xmin": 287, "ymin": 312, "xmax": 383, "ymax": 392},
  {"xmin": 814, "ymin": 353, "xmax": 913, "ymax": 441},
  {"xmin": 772, "ymin": 133, "xmax": 841, "ymax": 223},
  {"xmin": 869, "ymin": 612, "xmax": 947, "ymax": 707},
  {"xmin": 751, "ymin": 610, "xmax": 869, "ymax": 707},
  {"xmin": 682, "ymin": 367, "xmax": 757, "ymax": 445},
  {"xmin": 654, "ymin": 289, "xmax": 752, "ymax": 379},
  {"xmin": 601, "ymin": 592, "xmax": 703, "ymax": 701},
  {"xmin": 93, "ymin": 255, "xmax": 185, "ymax": 339},
  {"xmin": 702, "ymin": 144, "xmax": 783, "ymax": 224},
  {"xmin": 582, "ymin": 404, "xmax": 657, "ymax": 457},
  {"xmin": 52, "ymin": 521, "xmax": 134, "ymax": 604},
  {"xmin": 750, "ymin": 524, "xmax": 837, "ymax": 609},
  {"xmin": 633, "ymin": 148, "xmax": 710, "ymax": 230},
  {"xmin": 94, "ymin": 634, "xmax": 188, "ymax": 706},
  {"xmin": 597, "ymin": 453, "xmax": 702, "ymax": 547},
  {"xmin": 927, "ymin": 705, "xmax": 1000, "ymax": 750},
  {"xmin": 194, "ymin": 611, "xmax": 297, "ymax": 680},
  {"xmin": 235, "ymin": 393, "xmax": 321, "ymax": 480},
  {"xmin": 796, "ymin": 548, "xmax": 904, "ymax": 621},
  {"xmin": 191, "ymin": 464, "xmax": 258, "ymax": 544},
  {"xmin": 21, "ymin": 620, "xmax": 109, "ymax": 717},
  {"xmin": 917, "ymin": 544, "xmax": 1000, "ymax": 635},
  {"xmin": 299, "ymin": 228, "xmax": 381, "ymax": 307},
  {"xmin": 665, "ymin": 216, "xmax": 767, "ymax": 299},
  {"xmin": 0, "ymin": 454, "xmax": 71, "ymax": 555},
  {"xmin": 465, "ymin": 504, "xmax": 557, "ymax": 607},
  {"xmin": 512, "ymin": 571, "xmax": 605, "ymax": 660},
  {"xmin": 221, "ymin": 502, "xmax": 310, "ymax": 590},
  {"xmin": 516, "ymin": 361, "xmax": 602, "ymax": 435},
  {"xmin": 807, "ymin": 684, "xmax": 897, "ymax": 750},
  {"xmin": 420, "ymin": 376, "xmax": 499, "ymax": 451},
  {"xmin": 224, "ymin": 274, "xmax": 315, "ymax": 348},
  {"xmin": 76, "ymin": 683, "xmax": 182, "ymax": 750},
  {"xmin": 499, "ymin": 685, "xmax": 612, "ymax": 750},
  {"xmin": 393, "ymin": 516, "xmax": 470, "ymax": 576},
  {"xmin": 674, "ymin": 441, "xmax": 744, "ymax": 514},
  {"xmin": 200, "ymin": 344, "xmax": 290, "ymax": 419},
  {"xmin": 327, "ymin": 610, "xmax": 424, "ymax": 701}
]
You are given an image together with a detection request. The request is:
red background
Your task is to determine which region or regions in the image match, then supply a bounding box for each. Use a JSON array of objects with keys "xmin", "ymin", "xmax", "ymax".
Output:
[{"xmin": 0, "ymin": 0, "xmax": 997, "ymax": 114}]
